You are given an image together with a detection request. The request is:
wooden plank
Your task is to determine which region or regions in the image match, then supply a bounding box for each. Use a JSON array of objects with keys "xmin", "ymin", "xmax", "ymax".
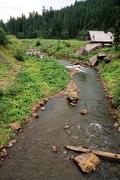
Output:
[{"xmin": 65, "ymin": 145, "xmax": 120, "ymax": 159}]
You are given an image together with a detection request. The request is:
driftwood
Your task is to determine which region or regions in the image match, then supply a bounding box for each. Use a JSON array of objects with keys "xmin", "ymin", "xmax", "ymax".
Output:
[{"xmin": 65, "ymin": 145, "xmax": 120, "ymax": 160}]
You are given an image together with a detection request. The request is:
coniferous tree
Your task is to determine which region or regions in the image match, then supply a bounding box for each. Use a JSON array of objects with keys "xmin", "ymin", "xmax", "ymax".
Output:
[{"xmin": 3, "ymin": 0, "xmax": 120, "ymax": 39}]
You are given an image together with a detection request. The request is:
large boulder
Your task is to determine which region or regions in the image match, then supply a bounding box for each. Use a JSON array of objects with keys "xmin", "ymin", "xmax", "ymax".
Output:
[
  {"xmin": 85, "ymin": 43, "xmax": 103, "ymax": 53},
  {"xmin": 73, "ymin": 153, "xmax": 100, "ymax": 173},
  {"xmin": 68, "ymin": 91, "xmax": 79, "ymax": 101},
  {"xmin": 89, "ymin": 55, "xmax": 98, "ymax": 66},
  {"xmin": 104, "ymin": 56, "xmax": 111, "ymax": 63},
  {"xmin": 67, "ymin": 80, "xmax": 79, "ymax": 102},
  {"xmin": 80, "ymin": 109, "xmax": 87, "ymax": 115},
  {"xmin": 75, "ymin": 47, "xmax": 86, "ymax": 56},
  {"xmin": 97, "ymin": 53, "xmax": 106, "ymax": 59}
]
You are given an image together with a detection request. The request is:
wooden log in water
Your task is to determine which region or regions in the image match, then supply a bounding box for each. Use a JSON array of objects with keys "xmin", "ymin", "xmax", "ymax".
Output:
[{"xmin": 65, "ymin": 145, "xmax": 120, "ymax": 160}]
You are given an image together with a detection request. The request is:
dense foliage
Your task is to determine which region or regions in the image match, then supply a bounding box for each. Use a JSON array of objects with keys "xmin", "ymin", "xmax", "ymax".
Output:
[
  {"xmin": 0, "ymin": 27, "xmax": 8, "ymax": 46},
  {"xmin": 1, "ymin": 0, "xmax": 120, "ymax": 39},
  {"xmin": 100, "ymin": 57, "xmax": 120, "ymax": 110}
]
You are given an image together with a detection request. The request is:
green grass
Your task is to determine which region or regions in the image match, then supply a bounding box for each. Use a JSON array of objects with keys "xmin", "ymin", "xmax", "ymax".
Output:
[
  {"xmin": 0, "ymin": 37, "xmax": 69, "ymax": 145},
  {"xmin": 99, "ymin": 59, "xmax": 120, "ymax": 108},
  {"xmin": 96, "ymin": 47, "xmax": 120, "ymax": 117},
  {"xmin": 0, "ymin": 65, "xmax": 9, "ymax": 77},
  {"xmin": 0, "ymin": 37, "xmax": 25, "ymax": 90},
  {"xmin": 22, "ymin": 39, "xmax": 86, "ymax": 60}
]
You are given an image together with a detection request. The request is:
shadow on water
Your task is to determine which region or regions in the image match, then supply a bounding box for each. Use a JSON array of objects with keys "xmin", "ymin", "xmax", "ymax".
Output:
[{"xmin": 0, "ymin": 60, "xmax": 120, "ymax": 180}]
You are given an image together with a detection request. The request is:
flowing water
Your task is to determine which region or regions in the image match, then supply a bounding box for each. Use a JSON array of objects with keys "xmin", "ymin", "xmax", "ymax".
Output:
[{"xmin": 0, "ymin": 60, "xmax": 120, "ymax": 180}]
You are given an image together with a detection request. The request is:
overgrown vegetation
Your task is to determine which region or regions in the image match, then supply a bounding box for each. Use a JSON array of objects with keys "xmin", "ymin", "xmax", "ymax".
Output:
[
  {"xmin": 36, "ymin": 40, "xmax": 41, "ymax": 46},
  {"xmin": 97, "ymin": 47, "xmax": 120, "ymax": 116},
  {"xmin": 0, "ymin": 37, "xmax": 69, "ymax": 145},
  {"xmin": 23, "ymin": 39, "xmax": 86, "ymax": 59},
  {"xmin": 15, "ymin": 48, "xmax": 24, "ymax": 61},
  {"xmin": 0, "ymin": 27, "xmax": 8, "ymax": 46}
]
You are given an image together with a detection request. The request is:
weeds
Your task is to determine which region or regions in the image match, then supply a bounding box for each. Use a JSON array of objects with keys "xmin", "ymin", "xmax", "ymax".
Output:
[
  {"xmin": 99, "ymin": 49, "xmax": 120, "ymax": 111},
  {"xmin": 15, "ymin": 48, "xmax": 24, "ymax": 61},
  {"xmin": 0, "ymin": 55, "xmax": 69, "ymax": 145},
  {"xmin": 23, "ymin": 39, "xmax": 86, "ymax": 59},
  {"xmin": 36, "ymin": 40, "xmax": 41, "ymax": 46}
]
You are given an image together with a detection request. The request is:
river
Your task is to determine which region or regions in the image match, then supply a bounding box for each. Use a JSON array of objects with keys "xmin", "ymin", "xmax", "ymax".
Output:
[{"xmin": 0, "ymin": 60, "xmax": 120, "ymax": 180}]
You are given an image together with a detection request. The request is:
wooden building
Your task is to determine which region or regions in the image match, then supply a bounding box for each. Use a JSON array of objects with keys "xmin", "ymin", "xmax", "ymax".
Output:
[{"xmin": 88, "ymin": 31, "xmax": 114, "ymax": 44}]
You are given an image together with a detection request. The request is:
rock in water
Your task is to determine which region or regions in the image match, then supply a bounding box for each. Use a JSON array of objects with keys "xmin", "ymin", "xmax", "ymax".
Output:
[
  {"xmin": 41, "ymin": 107, "xmax": 45, "ymax": 111},
  {"xmin": 114, "ymin": 122, "xmax": 119, "ymax": 128},
  {"xmin": 73, "ymin": 153, "xmax": 100, "ymax": 173},
  {"xmin": 64, "ymin": 124, "xmax": 70, "ymax": 130},
  {"xmin": 7, "ymin": 141, "xmax": 13, "ymax": 148},
  {"xmin": 89, "ymin": 55, "xmax": 98, "ymax": 66},
  {"xmin": 0, "ymin": 148, "xmax": 8, "ymax": 158},
  {"xmin": 32, "ymin": 112, "xmax": 39, "ymax": 118},
  {"xmin": 67, "ymin": 80, "xmax": 79, "ymax": 103},
  {"xmin": 80, "ymin": 109, "xmax": 87, "ymax": 115},
  {"xmin": 68, "ymin": 91, "xmax": 79, "ymax": 101},
  {"xmin": 51, "ymin": 146, "xmax": 59, "ymax": 153},
  {"xmin": 70, "ymin": 102, "xmax": 76, "ymax": 107}
]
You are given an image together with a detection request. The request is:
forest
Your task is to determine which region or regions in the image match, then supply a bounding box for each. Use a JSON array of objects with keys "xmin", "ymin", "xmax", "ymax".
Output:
[{"xmin": 0, "ymin": 0, "xmax": 120, "ymax": 39}]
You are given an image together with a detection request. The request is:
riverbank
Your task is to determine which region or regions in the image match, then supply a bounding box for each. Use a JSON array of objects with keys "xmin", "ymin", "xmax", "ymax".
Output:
[{"xmin": 97, "ymin": 47, "xmax": 120, "ymax": 121}]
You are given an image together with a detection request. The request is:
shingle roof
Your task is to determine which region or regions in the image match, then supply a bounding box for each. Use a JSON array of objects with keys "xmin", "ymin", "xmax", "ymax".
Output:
[{"xmin": 89, "ymin": 31, "xmax": 114, "ymax": 43}]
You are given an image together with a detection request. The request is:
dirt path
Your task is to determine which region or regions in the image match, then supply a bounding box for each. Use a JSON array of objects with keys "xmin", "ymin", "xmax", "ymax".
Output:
[{"xmin": 0, "ymin": 62, "xmax": 120, "ymax": 180}]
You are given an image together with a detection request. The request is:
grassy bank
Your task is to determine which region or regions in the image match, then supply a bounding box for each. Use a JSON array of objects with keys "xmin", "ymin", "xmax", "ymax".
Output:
[
  {"xmin": 0, "ymin": 36, "xmax": 24, "ymax": 83},
  {"xmin": 84, "ymin": 45, "xmax": 120, "ymax": 117},
  {"xmin": 0, "ymin": 37, "xmax": 69, "ymax": 145},
  {"xmin": 94, "ymin": 47, "xmax": 120, "ymax": 118},
  {"xmin": 23, "ymin": 39, "xmax": 86, "ymax": 60},
  {"xmin": 77, "ymin": 43, "xmax": 120, "ymax": 113}
]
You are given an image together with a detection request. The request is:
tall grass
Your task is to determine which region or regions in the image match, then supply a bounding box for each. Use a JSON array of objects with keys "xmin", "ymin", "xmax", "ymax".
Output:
[{"xmin": 23, "ymin": 39, "xmax": 86, "ymax": 60}]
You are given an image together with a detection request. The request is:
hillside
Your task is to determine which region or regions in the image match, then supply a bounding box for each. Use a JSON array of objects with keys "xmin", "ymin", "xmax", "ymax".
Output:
[{"xmin": 0, "ymin": 36, "xmax": 24, "ymax": 89}]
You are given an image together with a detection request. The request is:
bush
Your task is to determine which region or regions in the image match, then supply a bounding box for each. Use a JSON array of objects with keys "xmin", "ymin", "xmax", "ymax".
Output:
[
  {"xmin": 114, "ymin": 90, "xmax": 120, "ymax": 108},
  {"xmin": 65, "ymin": 42, "xmax": 71, "ymax": 47},
  {"xmin": 0, "ymin": 27, "xmax": 8, "ymax": 46},
  {"xmin": 36, "ymin": 40, "xmax": 41, "ymax": 46},
  {"xmin": 0, "ymin": 89, "xmax": 4, "ymax": 97},
  {"xmin": 56, "ymin": 45, "xmax": 62, "ymax": 51},
  {"xmin": 15, "ymin": 48, "xmax": 24, "ymax": 61}
]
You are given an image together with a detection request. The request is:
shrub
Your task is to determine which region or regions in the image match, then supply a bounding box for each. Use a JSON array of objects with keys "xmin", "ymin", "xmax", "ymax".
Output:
[
  {"xmin": 15, "ymin": 48, "xmax": 24, "ymax": 61},
  {"xmin": 0, "ymin": 89, "xmax": 4, "ymax": 97},
  {"xmin": 56, "ymin": 45, "xmax": 62, "ymax": 51},
  {"xmin": 0, "ymin": 27, "xmax": 8, "ymax": 46},
  {"xmin": 65, "ymin": 42, "xmax": 71, "ymax": 47},
  {"xmin": 36, "ymin": 40, "xmax": 41, "ymax": 46}
]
